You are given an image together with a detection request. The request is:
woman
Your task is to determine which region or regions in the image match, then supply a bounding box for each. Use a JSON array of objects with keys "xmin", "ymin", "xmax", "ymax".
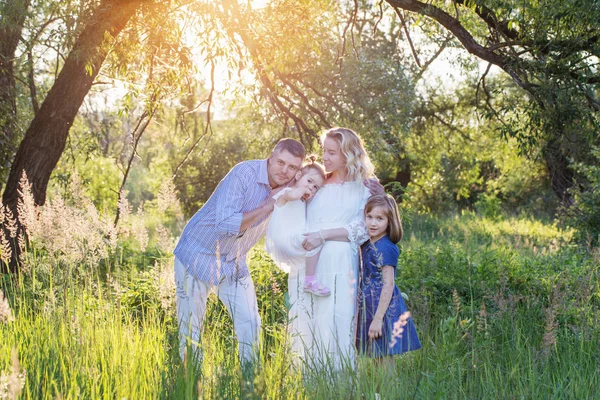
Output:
[{"xmin": 288, "ymin": 127, "xmax": 378, "ymax": 370}]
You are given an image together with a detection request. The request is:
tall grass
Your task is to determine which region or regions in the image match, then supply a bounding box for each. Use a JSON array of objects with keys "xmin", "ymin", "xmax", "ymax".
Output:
[{"xmin": 1, "ymin": 179, "xmax": 599, "ymax": 398}]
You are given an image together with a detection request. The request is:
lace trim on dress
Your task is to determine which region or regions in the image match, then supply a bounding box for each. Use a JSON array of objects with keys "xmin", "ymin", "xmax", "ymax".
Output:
[{"xmin": 343, "ymin": 218, "xmax": 369, "ymax": 256}]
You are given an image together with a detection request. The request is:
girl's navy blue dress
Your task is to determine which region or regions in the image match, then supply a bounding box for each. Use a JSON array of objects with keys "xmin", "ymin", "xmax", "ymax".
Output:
[{"xmin": 356, "ymin": 235, "xmax": 421, "ymax": 357}]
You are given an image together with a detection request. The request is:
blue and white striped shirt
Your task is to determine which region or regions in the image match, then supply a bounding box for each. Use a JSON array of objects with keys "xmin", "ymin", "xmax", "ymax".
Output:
[{"xmin": 173, "ymin": 159, "xmax": 272, "ymax": 285}]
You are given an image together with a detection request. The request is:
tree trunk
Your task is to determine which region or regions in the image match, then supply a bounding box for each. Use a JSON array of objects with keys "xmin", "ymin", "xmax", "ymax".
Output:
[
  {"xmin": 543, "ymin": 139, "xmax": 575, "ymax": 206},
  {"xmin": 0, "ymin": 0, "xmax": 30, "ymax": 190},
  {"xmin": 0, "ymin": 0, "xmax": 143, "ymax": 273}
]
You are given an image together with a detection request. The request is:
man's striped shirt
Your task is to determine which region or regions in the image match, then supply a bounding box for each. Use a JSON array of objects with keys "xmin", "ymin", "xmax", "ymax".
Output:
[{"xmin": 173, "ymin": 159, "xmax": 272, "ymax": 285}]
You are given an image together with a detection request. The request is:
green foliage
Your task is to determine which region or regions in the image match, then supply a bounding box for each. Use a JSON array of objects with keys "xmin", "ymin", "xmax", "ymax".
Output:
[
  {"xmin": 474, "ymin": 192, "xmax": 502, "ymax": 220},
  {"xmin": 563, "ymin": 147, "xmax": 600, "ymax": 244},
  {"xmin": 170, "ymin": 112, "xmax": 276, "ymax": 216},
  {"xmin": 119, "ymin": 268, "xmax": 167, "ymax": 323},
  {"xmin": 2, "ymin": 210, "xmax": 598, "ymax": 398},
  {"xmin": 407, "ymin": 80, "xmax": 556, "ymax": 214}
]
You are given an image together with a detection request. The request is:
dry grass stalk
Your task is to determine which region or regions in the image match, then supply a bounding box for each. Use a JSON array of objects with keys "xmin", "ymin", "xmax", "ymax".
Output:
[
  {"xmin": 0, "ymin": 229, "xmax": 11, "ymax": 265},
  {"xmin": 3, "ymin": 208, "xmax": 18, "ymax": 239},
  {"xmin": 154, "ymin": 261, "xmax": 176, "ymax": 312},
  {"xmin": 270, "ymin": 275, "xmax": 281, "ymax": 295},
  {"xmin": 156, "ymin": 180, "xmax": 182, "ymax": 218},
  {"xmin": 15, "ymin": 172, "xmax": 116, "ymax": 265},
  {"xmin": 0, "ymin": 348, "xmax": 26, "ymax": 400},
  {"xmin": 452, "ymin": 288, "xmax": 462, "ymax": 315},
  {"xmin": 541, "ymin": 284, "xmax": 563, "ymax": 358},
  {"xmin": 16, "ymin": 172, "xmax": 38, "ymax": 234},
  {"xmin": 155, "ymin": 224, "xmax": 173, "ymax": 254},
  {"xmin": 476, "ymin": 299, "xmax": 488, "ymax": 335},
  {"xmin": 0, "ymin": 290, "xmax": 14, "ymax": 324},
  {"xmin": 117, "ymin": 189, "xmax": 132, "ymax": 223},
  {"xmin": 132, "ymin": 205, "xmax": 149, "ymax": 252}
]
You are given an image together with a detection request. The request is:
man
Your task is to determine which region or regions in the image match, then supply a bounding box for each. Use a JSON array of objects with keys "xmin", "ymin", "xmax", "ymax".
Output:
[{"xmin": 173, "ymin": 138, "xmax": 305, "ymax": 364}]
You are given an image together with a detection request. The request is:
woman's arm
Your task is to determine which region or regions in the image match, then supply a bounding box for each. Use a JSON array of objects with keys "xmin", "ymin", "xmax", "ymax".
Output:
[
  {"xmin": 302, "ymin": 228, "xmax": 349, "ymax": 250},
  {"xmin": 368, "ymin": 266, "xmax": 395, "ymax": 340}
]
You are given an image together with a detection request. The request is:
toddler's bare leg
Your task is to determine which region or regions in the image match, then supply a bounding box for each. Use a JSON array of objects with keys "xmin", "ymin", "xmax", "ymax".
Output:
[
  {"xmin": 305, "ymin": 253, "xmax": 320, "ymax": 277},
  {"xmin": 303, "ymin": 252, "xmax": 330, "ymax": 296}
]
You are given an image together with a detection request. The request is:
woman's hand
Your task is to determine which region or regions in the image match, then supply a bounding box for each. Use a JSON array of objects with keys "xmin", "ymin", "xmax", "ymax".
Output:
[
  {"xmin": 368, "ymin": 318, "xmax": 383, "ymax": 340},
  {"xmin": 364, "ymin": 177, "xmax": 384, "ymax": 195},
  {"xmin": 302, "ymin": 231, "xmax": 323, "ymax": 251}
]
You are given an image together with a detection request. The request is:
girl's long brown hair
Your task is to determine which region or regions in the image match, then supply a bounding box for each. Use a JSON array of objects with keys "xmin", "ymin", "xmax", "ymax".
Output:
[{"xmin": 364, "ymin": 194, "xmax": 403, "ymax": 243}]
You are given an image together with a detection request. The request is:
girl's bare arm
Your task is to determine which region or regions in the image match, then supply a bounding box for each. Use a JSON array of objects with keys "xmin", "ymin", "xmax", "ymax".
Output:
[{"xmin": 368, "ymin": 266, "xmax": 395, "ymax": 339}]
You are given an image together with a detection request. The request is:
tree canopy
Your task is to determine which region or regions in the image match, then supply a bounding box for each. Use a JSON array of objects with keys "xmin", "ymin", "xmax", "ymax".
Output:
[{"xmin": 1, "ymin": 0, "xmax": 599, "ymax": 271}]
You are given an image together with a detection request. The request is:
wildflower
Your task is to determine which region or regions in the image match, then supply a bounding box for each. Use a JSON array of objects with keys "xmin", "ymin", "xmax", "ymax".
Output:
[
  {"xmin": 67, "ymin": 172, "xmax": 87, "ymax": 207},
  {"xmin": 132, "ymin": 206, "xmax": 148, "ymax": 252},
  {"xmin": 390, "ymin": 311, "xmax": 411, "ymax": 347},
  {"xmin": 106, "ymin": 274, "xmax": 124, "ymax": 296},
  {"xmin": 0, "ymin": 231, "xmax": 11, "ymax": 266},
  {"xmin": 157, "ymin": 180, "xmax": 178, "ymax": 214},
  {"xmin": 0, "ymin": 290, "xmax": 14, "ymax": 324},
  {"xmin": 117, "ymin": 190, "xmax": 132, "ymax": 223},
  {"xmin": 3, "ymin": 208, "xmax": 18, "ymax": 239},
  {"xmin": 541, "ymin": 285, "xmax": 562, "ymax": 357},
  {"xmin": 541, "ymin": 305, "xmax": 557, "ymax": 355},
  {"xmin": 16, "ymin": 172, "xmax": 38, "ymax": 235},
  {"xmin": 476, "ymin": 299, "xmax": 488, "ymax": 335},
  {"xmin": 155, "ymin": 224, "xmax": 173, "ymax": 254},
  {"xmin": 0, "ymin": 348, "xmax": 26, "ymax": 400},
  {"xmin": 270, "ymin": 275, "xmax": 281, "ymax": 295},
  {"xmin": 102, "ymin": 215, "xmax": 118, "ymax": 251},
  {"xmin": 155, "ymin": 261, "xmax": 176, "ymax": 312},
  {"xmin": 452, "ymin": 288, "xmax": 462, "ymax": 315}
]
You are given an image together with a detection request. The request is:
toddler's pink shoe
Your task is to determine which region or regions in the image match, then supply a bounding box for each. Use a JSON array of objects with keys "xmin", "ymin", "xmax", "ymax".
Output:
[{"xmin": 303, "ymin": 280, "xmax": 331, "ymax": 297}]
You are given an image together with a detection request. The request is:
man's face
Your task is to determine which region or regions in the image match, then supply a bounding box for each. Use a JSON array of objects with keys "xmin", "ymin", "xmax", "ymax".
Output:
[{"xmin": 267, "ymin": 149, "xmax": 303, "ymax": 188}]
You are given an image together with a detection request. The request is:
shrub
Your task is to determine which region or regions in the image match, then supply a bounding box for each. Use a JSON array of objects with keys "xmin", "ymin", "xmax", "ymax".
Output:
[{"xmin": 563, "ymin": 147, "xmax": 600, "ymax": 245}]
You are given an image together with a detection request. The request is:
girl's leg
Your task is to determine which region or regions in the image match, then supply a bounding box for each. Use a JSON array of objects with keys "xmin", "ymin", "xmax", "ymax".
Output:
[
  {"xmin": 303, "ymin": 252, "xmax": 330, "ymax": 296},
  {"xmin": 374, "ymin": 356, "xmax": 396, "ymax": 393}
]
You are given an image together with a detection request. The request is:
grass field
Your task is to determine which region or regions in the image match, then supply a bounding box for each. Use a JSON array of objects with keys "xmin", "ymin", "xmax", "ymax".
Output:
[{"xmin": 1, "ymin": 211, "xmax": 599, "ymax": 399}]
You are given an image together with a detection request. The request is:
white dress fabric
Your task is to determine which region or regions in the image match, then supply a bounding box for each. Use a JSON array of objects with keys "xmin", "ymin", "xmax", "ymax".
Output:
[
  {"xmin": 287, "ymin": 181, "xmax": 370, "ymax": 370},
  {"xmin": 265, "ymin": 188, "xmax": 312, "ymax": 274}
]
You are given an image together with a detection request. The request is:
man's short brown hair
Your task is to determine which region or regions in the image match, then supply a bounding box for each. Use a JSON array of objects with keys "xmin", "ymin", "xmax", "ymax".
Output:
[{"xmin": 272, "ymin": 138, "xmax": 306, "ymax": 159}]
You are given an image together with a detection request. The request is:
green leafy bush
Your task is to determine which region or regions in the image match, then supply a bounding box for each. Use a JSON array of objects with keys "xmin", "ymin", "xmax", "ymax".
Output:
[{"xmin": 563, "ymin": 147, "xmax": 600, "ymax": 245}]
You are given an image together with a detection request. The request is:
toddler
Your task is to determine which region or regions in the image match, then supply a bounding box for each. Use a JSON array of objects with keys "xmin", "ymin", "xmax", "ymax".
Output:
[{"xmin": 265, "ymin": 158, "xmax": 331, "ymax": 296}]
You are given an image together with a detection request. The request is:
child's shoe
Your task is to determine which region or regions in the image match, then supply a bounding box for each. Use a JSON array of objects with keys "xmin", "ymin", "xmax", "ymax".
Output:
[{"xmin": 303, "ymin": 280, "xmax": 331, "ymax": 297}]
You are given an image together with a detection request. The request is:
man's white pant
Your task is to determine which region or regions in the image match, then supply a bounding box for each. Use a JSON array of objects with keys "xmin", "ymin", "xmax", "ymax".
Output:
[{"xmin": 174, "ymin": 257, "xmax": 261, "ymax": 364}]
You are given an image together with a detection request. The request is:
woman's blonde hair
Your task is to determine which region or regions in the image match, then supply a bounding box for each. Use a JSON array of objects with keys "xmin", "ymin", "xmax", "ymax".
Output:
[
  {"xmin": 321, "ymin": 127, "xmax": 374, "ymax": 181},
  {"xmin": 364, "ymin": 194, "xmax": 403, "ymax": 243}
]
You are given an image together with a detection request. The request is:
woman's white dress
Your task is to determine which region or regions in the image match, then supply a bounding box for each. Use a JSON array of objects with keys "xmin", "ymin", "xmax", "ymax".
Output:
[{"xmin": 288, "ymin": 181, "xmax": 370, "ymax": 370}]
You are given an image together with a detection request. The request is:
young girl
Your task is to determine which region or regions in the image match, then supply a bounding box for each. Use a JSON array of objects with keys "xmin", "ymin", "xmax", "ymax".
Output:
[
  {"xmin": 356, "ymin": 194, "xmax": 421, "ymax": 360},
  {"xmin": 265, "ymin": 158, "xmax": 331, "ymax": 296}
]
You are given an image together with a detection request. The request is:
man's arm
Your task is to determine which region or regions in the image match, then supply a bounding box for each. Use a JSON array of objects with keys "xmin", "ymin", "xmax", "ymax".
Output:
[
  {"xmin": 214, "ymin": 169, "xmax": 248, "ymax": 236},
  {"xmin": 239, "ymin": 196, "xmax": 275, "ymax": 232},
  {"xmin": 215, "ymin": 167, "xmax": 276, "ymax": 236}
]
